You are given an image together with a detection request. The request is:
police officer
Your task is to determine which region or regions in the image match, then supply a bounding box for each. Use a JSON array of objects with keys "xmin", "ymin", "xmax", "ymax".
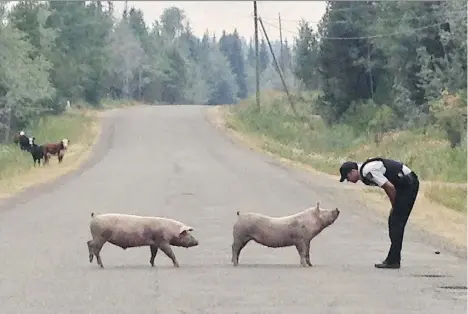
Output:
[{"xmin": 338, "ymin": 157, "xmax": 419, "ymax": 269}]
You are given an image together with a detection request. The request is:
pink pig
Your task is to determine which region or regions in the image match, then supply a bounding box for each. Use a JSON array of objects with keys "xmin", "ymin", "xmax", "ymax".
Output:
[
  {"xmin": 231, "ymin": 202, "xmax": 340, "ymax": 267},
  {"xmin": 87, "ymin": 213, "xmax": 199, "ymax": 268}
]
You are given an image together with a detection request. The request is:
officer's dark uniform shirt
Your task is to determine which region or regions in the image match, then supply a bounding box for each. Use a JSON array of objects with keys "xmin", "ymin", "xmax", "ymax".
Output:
[{"xmin": 359, "ymin": 160, "xmax": 412, "ymax": 187}]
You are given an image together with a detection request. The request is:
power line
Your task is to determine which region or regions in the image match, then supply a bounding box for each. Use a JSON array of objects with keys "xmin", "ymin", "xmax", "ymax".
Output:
[
  {"xmin": 256, "ymin": 1, "xmax": 414, "ymax": 22},
  {"xmin": 260, "ymin": 10, "xmax": 466, "ymax": 25},
  {"xmin": 260, "ymin": 14, "xmax": 465, "ymax": 41},
  {"xmin": 321, "ymin": 21, "xmax": 463, "ymax": 40}
]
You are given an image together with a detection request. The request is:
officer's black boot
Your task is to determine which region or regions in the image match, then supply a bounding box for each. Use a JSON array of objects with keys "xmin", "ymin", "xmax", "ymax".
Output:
[
  {"xmin": 375, "ymin": 242, "xmax": 401, "ymax": 269},
  {"xmin": 374, "ymin": 260, "xmax": 400, "ymax": 269}
]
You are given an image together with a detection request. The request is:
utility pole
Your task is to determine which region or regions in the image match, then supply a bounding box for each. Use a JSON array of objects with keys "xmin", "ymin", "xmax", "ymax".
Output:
[
  {"xmin": 278, "ymin": 12, "xmax": 284, "ymax": 73},
  {"xmin": 258, "ymin": 17, "xmax": 295, "ymax": 115},
  {"xmin": 253, "ymin": 1, "xmax": 260, "ymax": 109},
  {"xmin": 123, "ymin": 0, "xmax": 128, "ymax": 18},
  {"xmin": 259, "ymin": 17, "xmax": 315, "ymax": 131},
  {"xmin": 367, "ymin": 44, "xmax": 374, "ymax": 100}
]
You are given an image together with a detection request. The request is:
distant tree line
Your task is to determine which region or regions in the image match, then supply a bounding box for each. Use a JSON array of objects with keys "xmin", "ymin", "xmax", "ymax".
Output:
[
  {"xmin": 0, "ymin": 1, "xmax": 290, "ymax": 141},
  {"xmin": 291, "ymin": 1, "xmax": 466, "ymax": 147},
  {"xmin": 0, "ymin": 1, "xmax": 466, "ymax": 147}
]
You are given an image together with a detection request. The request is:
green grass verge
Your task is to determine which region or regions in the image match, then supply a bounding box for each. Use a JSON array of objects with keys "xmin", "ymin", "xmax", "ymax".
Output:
[
  {"xmin": 226, "ymin": 92, "xmax": 467, "ymax": 212},
  {"xmin": 425, "ymin": 185, "xmax": 467, "ymax": 213}
]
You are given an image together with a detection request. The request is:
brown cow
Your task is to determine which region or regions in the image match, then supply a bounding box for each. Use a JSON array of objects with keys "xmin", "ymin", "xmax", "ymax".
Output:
[{"xmin": 43, "ymin": 138, "xmax": 70, "ymax": 164}]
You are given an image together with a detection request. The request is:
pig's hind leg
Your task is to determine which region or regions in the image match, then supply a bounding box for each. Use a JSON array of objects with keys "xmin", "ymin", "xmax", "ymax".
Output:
[
  {"xmin": 87, "ymin": 240, "xmax": 94, "ymax": 263},
  {"xmin": 231, "ymin": 236, "xmax": 251, "ymax": 266},
  {"xmin": 149, "ymin": 245, "xmax": 158, "ymax": 267},
  {"xmin": 87, "ymin": 237, "xmax": 107, "ymax": 268}
]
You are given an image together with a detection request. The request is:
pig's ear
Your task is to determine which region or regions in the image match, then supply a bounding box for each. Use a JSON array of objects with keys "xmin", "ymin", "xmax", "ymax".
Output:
[{"xmin": 179, "ymin": 225, "xmax": 194, "ymax": 235}]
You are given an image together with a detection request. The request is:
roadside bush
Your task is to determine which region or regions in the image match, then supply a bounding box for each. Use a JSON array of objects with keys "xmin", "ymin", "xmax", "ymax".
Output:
[{"xmin": 429, "ymin": 89, "xmax": 467, "ymax": 148}]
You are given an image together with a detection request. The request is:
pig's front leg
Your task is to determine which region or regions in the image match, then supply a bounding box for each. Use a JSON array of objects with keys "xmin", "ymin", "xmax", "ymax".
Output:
[
  {"xmin": 159, "ymin": 243, "xmax": 180, "ymax": 267},
  {"xmin": 305, "ymin": 240, "xmax": 312, "ymax": 267},
  {"xmin": 295, "ymin": 241, "xmax": 308, "ymax": 267},
  {"xmin": 149, "ymin": 245, "xmax": 159, "ymax": 267}
]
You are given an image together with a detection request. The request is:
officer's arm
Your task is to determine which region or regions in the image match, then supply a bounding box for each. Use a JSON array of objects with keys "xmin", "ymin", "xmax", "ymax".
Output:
[
  {"xmin": 364, "ymin": 166, "xmax": 396, "ymax": 208},
  {"xmin": 381, "ymin": 181, "xmax": 396, "ymax": 208}
]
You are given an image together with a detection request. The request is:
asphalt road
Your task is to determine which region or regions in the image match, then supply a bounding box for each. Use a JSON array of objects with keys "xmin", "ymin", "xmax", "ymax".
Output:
[{"xmin": 0, "ymin": 105, "xmax": 465, "ymax": 314}]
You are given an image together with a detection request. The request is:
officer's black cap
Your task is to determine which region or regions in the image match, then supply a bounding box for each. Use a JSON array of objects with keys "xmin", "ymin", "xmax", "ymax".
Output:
[{"xmin": 339, "ymin": 161, "xmax": 358, "ymax": 182}]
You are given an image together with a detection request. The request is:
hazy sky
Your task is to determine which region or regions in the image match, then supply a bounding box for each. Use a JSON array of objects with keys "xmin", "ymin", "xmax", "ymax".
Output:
[{"xmin": 113, "ymin": 1, "xmax": 327, "ymax": 43}]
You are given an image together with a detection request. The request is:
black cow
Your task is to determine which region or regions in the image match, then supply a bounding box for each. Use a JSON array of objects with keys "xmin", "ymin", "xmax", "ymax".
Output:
[
  {"xmin": 13, "ymin": 131, "xmax": 32, "ymax": 152},
  {"xmin": 29, "ymin": 138, "xmax": 44, "ymax": 166}
]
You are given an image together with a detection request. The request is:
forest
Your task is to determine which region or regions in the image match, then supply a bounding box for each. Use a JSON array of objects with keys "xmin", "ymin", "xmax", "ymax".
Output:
[
  {"xmin": 290, "ymin": 1, "xmax": 467, "ymax": 148},
  {"xmin": 0, "ymin": 1, "xmax": 466, "ymax": 155},
  {"xmin": 0, "ymin": 0, "xmax": 291, "ymax": 141}
]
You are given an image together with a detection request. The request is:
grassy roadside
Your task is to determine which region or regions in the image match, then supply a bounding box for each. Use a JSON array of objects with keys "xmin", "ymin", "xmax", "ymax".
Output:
[
  {"xmin": 0, "ymin": 99, "xmax": 139, "ymax": 199},
  {"xmin": 206, "ymin": 95, "xmax": 466, "ymax": 249},
  {"xmin": 222, "ymin": 93, "xmax": 466, "ymax": 213},
  {"xmin": 0, "ymin": 109, "xmax": 99, "ymax": 198}
]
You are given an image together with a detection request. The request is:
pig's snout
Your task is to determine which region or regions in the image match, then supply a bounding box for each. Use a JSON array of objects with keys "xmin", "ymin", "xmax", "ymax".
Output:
[
  {"xmin": 184, "ymin": 235, "xmax": 199, "ymax": 248},
  {"xmin": 333, "ymin": 208, "xmax": 340, "ymax": 219},
  {"xmin": 320, "ymin": 208, "xmax": 340, "ymax": 226}
]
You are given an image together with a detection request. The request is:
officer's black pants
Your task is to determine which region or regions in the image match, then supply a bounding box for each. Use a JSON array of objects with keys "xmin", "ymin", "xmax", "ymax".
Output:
[{"xmin": 385, "ymin": 172, "xmax": 420, "ymax": 263}]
